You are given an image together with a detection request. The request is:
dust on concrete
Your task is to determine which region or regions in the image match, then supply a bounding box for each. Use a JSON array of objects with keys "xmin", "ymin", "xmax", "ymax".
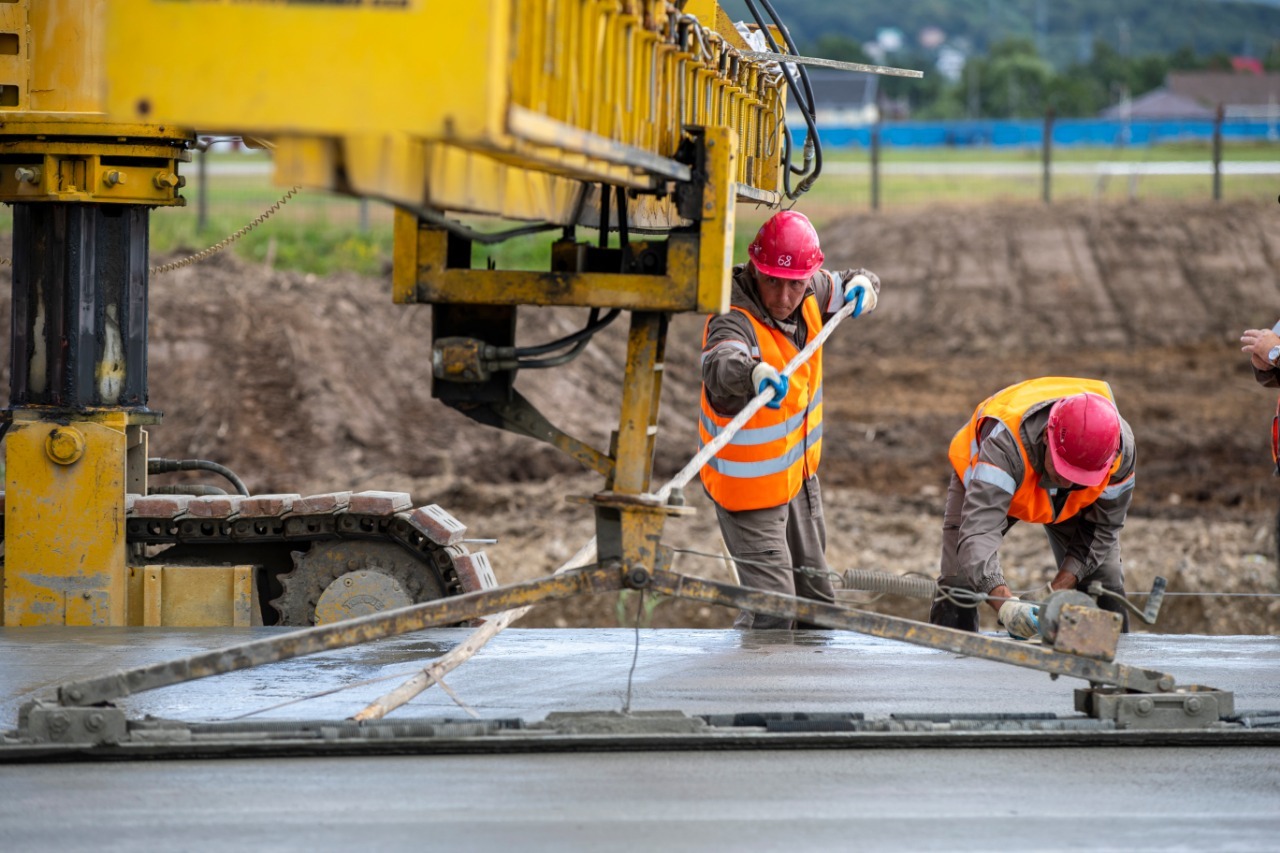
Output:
[{"xmin": 3, "ymin": 199, "xmax": 1277, "ymax": 633}]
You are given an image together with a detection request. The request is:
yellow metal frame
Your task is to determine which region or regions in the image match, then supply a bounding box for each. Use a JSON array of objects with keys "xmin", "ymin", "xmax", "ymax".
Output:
[
  {"xmin": 3, "ymin": 411, "xmax": 130, "ymax": 626},
  {"xmin": 393, "ymin": 126, "xmax": 737, "ymax": 316},
  {"xmin": 127, "ymin": 566, "xmax": 259, "ymax": 628},
  {"xmin": 0, "ymin": 1, "xmax": 192, "ymax": 206},
  {"xmin": 103, "ymin": 1, "xmax": 783, "ymax": 220}
]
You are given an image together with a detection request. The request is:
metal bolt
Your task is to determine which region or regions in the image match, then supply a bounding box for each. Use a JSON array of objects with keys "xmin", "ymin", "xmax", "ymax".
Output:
[
  {"xmin": 153, "ymin": 171, "xmax": 180, "ymax": 189},
  {"xmin": 704, "ymin": 201, "xmax": 713, "ymax": 211},
  {"xmin": 14, "ymin": 166, "xmax": 40, "ymax": 184},
  {"xmin": 85, "ymin": 713, "xmax": 104, "ymax": 732},
  {"xmin": 1158, "ymin": 676, "xmax": 1175, "ymax": 691},
  {"xmin": 45, "ymin": 427, "xmax": 86, "ymax": 466},
  {"xmin": 1184, "ymin": 696, "xmax": 1203, "ymax": 714},
  {"xmin": 65, "ymin": 688, "xmax": 83, "ymax": 703},
  {"xmin": 48, "ymin": 713, "xmax": 71, "ymax": 736},
  {"xmin": 626, "ymin": 566, "xmax": 650, "ymax": 589},
  {"xmin": 1135, "ymin": 697, "xmax": 1154, "ymax": 716},
  {"xmin": 103, "ymin": 169, "xmax": 126, "ymax": 187}
]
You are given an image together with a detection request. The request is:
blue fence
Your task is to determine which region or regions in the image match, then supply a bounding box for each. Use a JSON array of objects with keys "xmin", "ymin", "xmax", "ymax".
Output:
[{"xmin": 802, "ymin": 118, "xmax": 1280, "ymax": 149}]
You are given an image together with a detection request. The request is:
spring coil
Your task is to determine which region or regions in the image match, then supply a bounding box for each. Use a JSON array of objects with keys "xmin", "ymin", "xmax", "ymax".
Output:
[{"xmin": 840, "ymin": 569, "xmax": 937, "ymax": 600}]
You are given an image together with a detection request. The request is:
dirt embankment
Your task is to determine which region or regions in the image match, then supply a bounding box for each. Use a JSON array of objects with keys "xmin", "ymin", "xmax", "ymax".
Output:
[{"xmin": 3, "ymin": 199, "xmax": 1279, "ymax": 632}]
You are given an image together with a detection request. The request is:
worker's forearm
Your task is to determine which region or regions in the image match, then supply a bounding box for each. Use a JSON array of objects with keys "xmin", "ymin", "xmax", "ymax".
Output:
[{"xmin": 986, "ymin": 584, "xmax": 1012, "ymax": 614}]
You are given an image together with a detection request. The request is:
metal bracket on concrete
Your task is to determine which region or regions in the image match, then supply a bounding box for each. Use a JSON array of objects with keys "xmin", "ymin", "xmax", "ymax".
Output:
[
  {"xmin": 18, "ymin": 700, "xmax": 128, "ymax": 745},
  {"xmin": 1076, "ymin": 687, "xmax": 1235, "ymax": 730}
]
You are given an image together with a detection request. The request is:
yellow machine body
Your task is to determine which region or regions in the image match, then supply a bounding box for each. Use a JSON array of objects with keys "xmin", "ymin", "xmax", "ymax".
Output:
[{"xmin": 3, "ymin": 0, "xmax": 795, "ymax": 626}]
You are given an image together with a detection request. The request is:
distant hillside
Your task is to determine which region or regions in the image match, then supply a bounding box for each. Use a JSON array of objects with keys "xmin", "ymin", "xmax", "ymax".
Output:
[{"xmin": 721, "ymin": 0, "xmax": 1280, "ymax": 69}]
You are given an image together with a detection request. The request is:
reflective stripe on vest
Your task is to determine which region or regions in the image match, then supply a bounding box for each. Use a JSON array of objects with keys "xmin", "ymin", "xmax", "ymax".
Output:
[
  {"xmin": 947, "ymin": 377, "xmax": 1123, "ymax": 524},
  {"xmin": 699, "ymin": 297, "xmax": 824, "ymax": 512}
]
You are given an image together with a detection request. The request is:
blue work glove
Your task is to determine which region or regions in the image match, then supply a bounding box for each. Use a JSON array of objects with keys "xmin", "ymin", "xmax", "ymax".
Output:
[
  {"xmin": 751, "ymin": 362, "xmax": 789, "ymax": 410},
  {"xmin": 998, "ymin": 599, "xmax": 1042, "ymax": 641},
  {"xmin": 842, "ymin": 270, "xmax": 880, "ymax": 317}
]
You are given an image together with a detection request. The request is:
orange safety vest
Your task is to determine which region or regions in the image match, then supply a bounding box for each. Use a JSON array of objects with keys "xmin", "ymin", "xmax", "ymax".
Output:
[
  {"xmin": 947, "ymin": 377, "xmax": 1123, "ymax": 524},
  {"xmin": 699, "ymin": 297, "xmax": 824, "ymax": 512}
]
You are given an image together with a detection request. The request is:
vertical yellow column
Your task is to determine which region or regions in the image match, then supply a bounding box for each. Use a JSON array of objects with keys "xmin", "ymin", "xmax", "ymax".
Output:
[{"xmin": 3, "ymin": 412, "xmax": 129, "ymax": 626}]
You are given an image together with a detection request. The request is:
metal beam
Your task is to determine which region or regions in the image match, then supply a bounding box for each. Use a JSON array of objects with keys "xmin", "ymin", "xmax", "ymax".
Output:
[{"xmin": 55, "ymin": 566, "xmax": 1183, "ymax": 709}]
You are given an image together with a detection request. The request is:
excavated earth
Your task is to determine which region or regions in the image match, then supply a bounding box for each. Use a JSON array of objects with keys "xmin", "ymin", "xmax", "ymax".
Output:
[{"xmin": 4, "ymin": 199, "xmax": 1280, "ymax": 634}]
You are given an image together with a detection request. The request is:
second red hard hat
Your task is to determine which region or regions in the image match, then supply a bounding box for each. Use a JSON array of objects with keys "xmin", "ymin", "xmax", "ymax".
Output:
[{"xmin": 1046, "ymin": 393, "xmax": 1121, "ymax": 487}]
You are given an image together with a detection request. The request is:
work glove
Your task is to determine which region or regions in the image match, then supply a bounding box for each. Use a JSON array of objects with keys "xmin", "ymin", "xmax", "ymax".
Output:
[
  {"xmin": 751, "ymin": 362, "xmax": 790, "ymax": 410},
  {"xmin": 842, "ymin": 269, "xmax": 880, "ymax": 316},
  {"xmin": 997, "ymin": 599, "xmax": 1041, "ymax": 641}
]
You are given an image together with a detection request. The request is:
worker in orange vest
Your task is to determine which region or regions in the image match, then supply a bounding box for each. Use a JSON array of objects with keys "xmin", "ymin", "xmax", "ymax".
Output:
[
  {"xmin": 700, "ymin": 210, "xmax": 881, "ymax": 629},
  {"xmin": 929, "ymin": 378, "xmax": 1137, "ymax": 638}
]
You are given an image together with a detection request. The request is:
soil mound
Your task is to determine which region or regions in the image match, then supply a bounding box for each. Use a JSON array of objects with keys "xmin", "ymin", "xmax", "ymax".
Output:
[{"xmin": 3, "ymin": 199, "xmax": 1277, "ymax": 632}]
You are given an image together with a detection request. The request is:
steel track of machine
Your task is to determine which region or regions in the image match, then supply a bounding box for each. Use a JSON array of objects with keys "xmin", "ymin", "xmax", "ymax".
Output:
[{"xmin": 0, "ymin": 489, "xmax": 493, "ymax": 626}]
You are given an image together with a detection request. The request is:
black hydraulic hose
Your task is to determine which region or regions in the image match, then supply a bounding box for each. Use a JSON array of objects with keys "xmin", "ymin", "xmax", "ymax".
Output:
[
  {"xmin": 148, "ymin": 484, "xmax": 229, "ymax": 497},
  {"xmin": 148, "ymin": 458, "xmax": 250, "ymax": 497},
  {"xmin": 760, "ymin": 0, "xmax": 822, "ymax": 190},
  {"xmin": 514, "ymin": 308, "xmax": 621, "ymax": 358},
  {"xmin": 517, "ymin": 334, "xmax": 596, "ymax": 370},
  {"xmin": 743, "ymin": 0, "xmax": 822, "ymax": 198},
  {"xmin": 405, "ymin": 204, "xmax": 562, "ymax": 246},
  {"xmin": 759, "ymin": 0, "xmax": 817, "ymax": 118}
]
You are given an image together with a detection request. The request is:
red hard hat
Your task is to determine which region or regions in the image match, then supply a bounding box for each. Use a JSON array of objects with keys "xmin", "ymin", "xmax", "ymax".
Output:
[
  {"xmin": 1046, "ymin": 393, "xmax": 1121, "ymax": 487},
  {"xmin": 748, "ymin": 210, "xmax": 823, "ymax": 280}
]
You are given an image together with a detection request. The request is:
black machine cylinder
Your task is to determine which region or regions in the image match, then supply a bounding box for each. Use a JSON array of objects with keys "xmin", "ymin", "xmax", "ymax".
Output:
[{"xmin": 9, "ymin": 203, "xmax": 151, "ymax": 411}]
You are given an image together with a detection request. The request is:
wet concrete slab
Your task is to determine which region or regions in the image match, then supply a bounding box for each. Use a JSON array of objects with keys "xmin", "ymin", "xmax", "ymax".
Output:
[
  {"xmin": 2, "ymin": 627, "xmax": 1278, "ymax": 723},
  {"xmin": 1, "ymin": 629, "xmax": 1278, "ymax": 852}
]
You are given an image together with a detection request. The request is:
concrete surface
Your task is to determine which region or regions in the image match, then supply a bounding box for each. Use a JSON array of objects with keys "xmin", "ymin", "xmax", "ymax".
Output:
[{"xmin": 1, "ymin": 629, "xmax": 1278, "ymax": 851}]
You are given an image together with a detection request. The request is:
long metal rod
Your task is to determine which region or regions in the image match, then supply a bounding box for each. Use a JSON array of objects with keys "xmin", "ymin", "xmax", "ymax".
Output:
[
  {"xmin": 646, "ymin": 571, "xmax": 1174, "ymax": 694},
  {"xmin": 58, "ymin": 568, "xmax": 627, "ymax": 707},
  {"xmin": 58, "ymin": 564, "xmax": 1177, "ymax": 708},
  {"xmin": 739, "ymin": 51, "xmax": 923, "ymax": 79}
]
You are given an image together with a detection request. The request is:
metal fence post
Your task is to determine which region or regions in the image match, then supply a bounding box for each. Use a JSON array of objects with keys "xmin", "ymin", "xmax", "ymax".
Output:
[
  {"xmin": 359, "ymin": 199, "xmax": 370, "ymax": 233},
  {"xmin": 1042, "ymin": 107, "xmax": 1054, "ymax": 205},
  {"xmin": 1212, "ymin": 104, "xmax": 1224, "ymax": 202},
  {"xmin": 871, "ymin": 121, "xmax": 881, "ymax": 212},
  {"xmin": 197, "ymin": 140, "xmax": 208, "ymax": 234}
]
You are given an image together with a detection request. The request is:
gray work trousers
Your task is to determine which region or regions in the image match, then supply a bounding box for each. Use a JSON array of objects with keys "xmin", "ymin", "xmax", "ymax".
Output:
[
  {"xmin": 714, "ymin": 476, "xmax": 836, "ymax": 629},
  {"xmin": 932, "ymin": 473, "xmax": 1128, "ymax": 631}
]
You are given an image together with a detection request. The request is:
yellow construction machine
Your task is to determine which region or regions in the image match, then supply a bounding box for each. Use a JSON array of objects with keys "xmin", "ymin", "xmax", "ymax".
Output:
[
  {"xmin": 2, "ymin": 3, "xmax": 1240, "ymax": 739},
  {"xmin": 0, "ymin": 0, "xmax": 883, "ymax": 629}
]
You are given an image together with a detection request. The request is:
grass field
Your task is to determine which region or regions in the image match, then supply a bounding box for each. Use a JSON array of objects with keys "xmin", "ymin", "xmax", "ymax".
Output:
[{"xmin": 2, "ymin": 141, "xmax": 1276, "ymax": 275}]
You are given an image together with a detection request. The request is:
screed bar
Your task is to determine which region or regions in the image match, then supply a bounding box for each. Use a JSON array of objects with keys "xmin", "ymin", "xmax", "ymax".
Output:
[{"xmin": 56, "ymin": 565, "xmax": 1182, "ymax": 709}]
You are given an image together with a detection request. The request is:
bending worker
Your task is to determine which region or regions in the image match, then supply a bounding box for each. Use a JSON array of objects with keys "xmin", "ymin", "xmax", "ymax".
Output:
[
  {"xmin": 928, "ymin": 377, "xmax": 1137, "ymax": 637},
  {"xmin": 700, "ymin": 210, "xmax": 880, "ymax": 629}
]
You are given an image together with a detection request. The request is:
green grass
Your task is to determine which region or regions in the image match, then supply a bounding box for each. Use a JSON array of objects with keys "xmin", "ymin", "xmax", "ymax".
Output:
[{"xmin": 0, "ymin": 140, "xmax": 1274, "ymax": 275}]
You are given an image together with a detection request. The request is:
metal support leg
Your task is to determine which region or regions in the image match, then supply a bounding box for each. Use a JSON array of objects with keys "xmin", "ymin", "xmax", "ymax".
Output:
[{"xmin": 593, "ymin": 311, "xmax": 673, "ymax": 578}]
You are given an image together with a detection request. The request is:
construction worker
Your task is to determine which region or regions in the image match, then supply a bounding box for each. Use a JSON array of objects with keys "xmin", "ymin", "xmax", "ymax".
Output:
[
  {"xmin": 928, "ymin": 378, "xmax": 1137, "ymax": 638},
  {"xmin": 700, "ymin": 210, "xmax": 881, "ymax": 629}
]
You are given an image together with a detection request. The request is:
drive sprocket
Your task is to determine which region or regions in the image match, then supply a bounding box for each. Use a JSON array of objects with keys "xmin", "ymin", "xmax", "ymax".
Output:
[{"xmin": 271, "ymin": 539, "xmax": 448, "ymax": 626}]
